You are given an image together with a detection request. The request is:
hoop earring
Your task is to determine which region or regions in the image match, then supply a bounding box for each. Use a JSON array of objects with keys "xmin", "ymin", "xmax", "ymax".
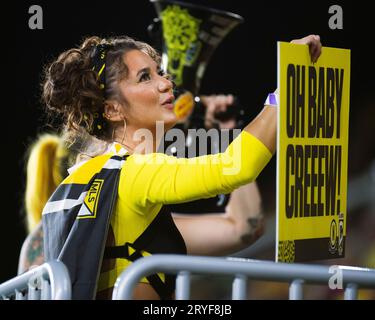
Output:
[
  {"xmin": 111, "ymin": 127, "xmax": 115, "ymax": 142},
  {"xmin": 111, "ymin": 118, "xmax": 127, "ymax": 145},
  {"xmin": 121, "ymin": 118, "xmax": 127, "ymax": 145}
]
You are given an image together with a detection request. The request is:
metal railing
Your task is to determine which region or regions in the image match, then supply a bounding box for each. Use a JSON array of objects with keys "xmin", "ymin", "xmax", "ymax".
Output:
[
  {"xmin": 0, "ymin": 260, "xmax": 71, "ymax": 300},
  {"xmin": 112, "ymin": 254, "xmax": 375, "ymax": 300}
]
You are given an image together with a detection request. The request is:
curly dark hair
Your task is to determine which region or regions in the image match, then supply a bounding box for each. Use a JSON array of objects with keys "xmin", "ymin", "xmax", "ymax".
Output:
[{"xmin": 42, "ymin": 35, "xmax": 161, "ymax": 143}]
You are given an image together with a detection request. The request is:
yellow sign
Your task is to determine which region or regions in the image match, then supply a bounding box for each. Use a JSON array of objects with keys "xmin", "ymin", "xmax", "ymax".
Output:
[{"xmin": 276, "ymin": 42, "xmax": 350, "ymax": 262}]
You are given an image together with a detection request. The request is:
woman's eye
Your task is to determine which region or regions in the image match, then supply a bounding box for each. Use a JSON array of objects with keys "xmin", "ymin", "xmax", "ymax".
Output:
[
  {"xmin": 139, "ymin": 72, "xmax": 151, "ymax": 82},
  {"xmin": 139, "ymin": 70, "xmax": 171, "ymax": 82}
]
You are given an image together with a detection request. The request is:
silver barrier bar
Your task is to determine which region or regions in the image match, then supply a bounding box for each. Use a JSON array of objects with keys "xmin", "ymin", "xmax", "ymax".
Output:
[
  {"xmin": 289, "ymin": 279, "xmax": 304, "ymax": 300},
  {"xmin": 15, "ymin": 289, "xmax": 26, "ymax": 300},
  {"xmin": 41, "ymin": 279, "xmax": 51, "ymax": 300},
  {"xmin": 344, "ymin": 283, "xmax": 358, "ymax": 300},
  {"xmin": 28, "ymin": 281, "xmax": 41, "ymax": 300},
  {"xmin": 112, "ymin": 254, "xmax": 375, "ymax": 300},
  {"xmin": 232, "ymin": 274, "xmax": 247, "ymax": 300},
  {"xmin": 175, "ymin": 271, "xmax": 191, "ymax": 300},
  {"xmin": 0, "ymin": 260, "xmax": 71, "ymax": 300}
]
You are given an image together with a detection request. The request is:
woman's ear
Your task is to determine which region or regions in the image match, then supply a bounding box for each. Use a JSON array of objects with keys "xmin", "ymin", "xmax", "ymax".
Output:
[{"xmin": 104, "ymin": 100, "xmax": 124, "ymax": 122}]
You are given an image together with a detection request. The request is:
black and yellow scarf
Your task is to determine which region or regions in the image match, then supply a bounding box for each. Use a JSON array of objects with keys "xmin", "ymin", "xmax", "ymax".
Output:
[{"xmin": 42, "ymin": 152, "xmax": 128, "ymax": 300}]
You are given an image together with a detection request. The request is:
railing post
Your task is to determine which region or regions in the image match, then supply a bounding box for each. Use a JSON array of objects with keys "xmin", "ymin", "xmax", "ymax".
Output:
[
  {"xmin": 344, "ymin": 283, "xmax": 358, "ymax": 300},
  {"xmin": 15, "ymin": 289, "xmax": 26, "ymax": 300},
  {"xmin": 45, "ymin": 260, "xmax": 71, "ymax": 300},
  {"xmin": 28, "ymin": 284, "xmax": 41, "ymax": 300},
  {"xmin": 41, "ymin": 279, "xmax": 51, "ymax": 300},
  {"xmin": 175, "ymin": 271, "xmax": 191, "ymax": 300},
  {"xmin": 289, "ymin": 279, "xmax": 304, "ymax": 300},
  {"xmin": 232, "ymin": 274, "xmax": 247, "ymax": 300}
]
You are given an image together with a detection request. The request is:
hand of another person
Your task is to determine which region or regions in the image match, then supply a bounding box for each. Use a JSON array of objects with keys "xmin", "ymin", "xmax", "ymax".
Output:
[
  {"xmin": 200, "ymin": 94, "xmax": 235, "ymax": 129},
  {"xmin": 290, "ymin": 34, "xmax": 322, "ymax": 63}
]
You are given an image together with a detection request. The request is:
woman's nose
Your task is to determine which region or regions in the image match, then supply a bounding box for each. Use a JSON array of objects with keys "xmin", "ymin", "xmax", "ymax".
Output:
[{"xmin": 158, "ymin": 75, "xmax": 173, "ymax": 92}]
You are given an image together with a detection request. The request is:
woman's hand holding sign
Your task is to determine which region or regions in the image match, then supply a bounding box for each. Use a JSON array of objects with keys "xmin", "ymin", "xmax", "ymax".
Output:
[{"xmin": 291, "ymin": 34, "xmax": 322, "ymax": 63}]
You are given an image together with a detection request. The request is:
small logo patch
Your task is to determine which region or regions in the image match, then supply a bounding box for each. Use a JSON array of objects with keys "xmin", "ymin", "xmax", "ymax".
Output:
[{"xmin": 80, "ymin": 179, "xmax": 104, "ymax": 218}]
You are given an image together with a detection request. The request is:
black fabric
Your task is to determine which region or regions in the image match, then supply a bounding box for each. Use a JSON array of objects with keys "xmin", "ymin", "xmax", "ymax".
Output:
[
  {"xmin": 104, "ymin": 206, "xmax": 187, "ymax": 299},
  {"xmin": 49, "ymin": 183, "xmax": 87, "ymax": 202}
]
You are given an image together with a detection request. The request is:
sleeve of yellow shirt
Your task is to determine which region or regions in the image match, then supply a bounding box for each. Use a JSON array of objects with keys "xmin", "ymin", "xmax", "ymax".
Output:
[{"xmin": 119, "ymin": 131, "xmax": 273, "ymax": 207}]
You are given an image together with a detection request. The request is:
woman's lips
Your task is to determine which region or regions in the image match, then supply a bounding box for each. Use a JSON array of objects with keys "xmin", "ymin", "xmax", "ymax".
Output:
[{"xmin": 162, "ymin": 102, "xmax": 175, "ymax": 110}]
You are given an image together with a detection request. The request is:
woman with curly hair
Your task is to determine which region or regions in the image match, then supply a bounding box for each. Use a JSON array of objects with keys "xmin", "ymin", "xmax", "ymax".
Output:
[{"xmin": 40, "ymin": 34, "xmax": 321, "ymax": 299}]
